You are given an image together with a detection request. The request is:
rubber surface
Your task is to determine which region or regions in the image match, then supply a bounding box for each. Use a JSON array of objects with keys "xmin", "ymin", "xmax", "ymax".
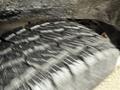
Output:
[{"xmin": 0, "ymin": 21, "xmax": 119, "ymax": 90}]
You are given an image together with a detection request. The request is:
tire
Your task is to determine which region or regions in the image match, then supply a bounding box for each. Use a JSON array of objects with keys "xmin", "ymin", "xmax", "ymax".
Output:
[
  {"xmin": 67, "ymin": 19, "xmax": 120, "ymax": 50},
  {"xmin": 0, "ymin": 20, "xmax": 119, "ymax": 90}
]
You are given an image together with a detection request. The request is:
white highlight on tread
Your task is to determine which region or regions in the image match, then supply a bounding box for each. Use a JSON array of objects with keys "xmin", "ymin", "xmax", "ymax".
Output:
[
  {"xmin": 54, "ymin": 28, "xmax": 64, "ymax": 32},
  {"xmin": 34, "ymin": 44, "xmax": 50, "ymax": 51},
  {"xmin": 40, "ymin": 30, "xmax": 53, "ymax": 33},
  {"xmin": 38, "ymin": 27, "xmax": 66, "ymax": 34},
  {"xmin": 28, "ymin": 35, "xmax": 40, "ymax": 41},
  {"xmin": 16, "ymin": 29, "xmax": 26, "ymax": 35},
  {"xmin": 63, "ymin": 24, "xmax": 90, "ymax": 30},
  {"xmin": 23, "ymin": 48, "xmax": 34, "ymax": 55},
  {"xmin": 54, "ymin": 37, "xmax": 63, "ymax": 41},
  {"xmin": 76, "ymin": 33, "xmax": 95, "ymax": 36},
  {"xmin": 0, "ymin": 48, "xmax": 12, "ymax": 55},
  {"xmin": 77, "ymin": 25, "xmax": 90, "ymax": 30},
  {"xmin": 23, "ymin": 44, "xmax": 50, "ymax": 55},
  {"xmin": 5, "ymin": 33, "xmax": 16, "ymax": 40},
  {"xmin": 14, "ymin": 35, "xmax": 40, "ymax": 44},
  {"xmin": 34, "ymin": 46, "xmax": 45, "ymax": 51},
  {"xmin": 54, "ymin": 21, "xmax": 66, "ymax": 24},
  {"xmin": 31, "ymin": 25, "xmax": 40, "ymax": 30},
  {"xmin": 41, "ymin": 22, "xmax": 50, "ymax": 26},
  {"xmin": 42, "ymin": 44, "xmax": 50, "ymax": 48},
  {"xmin": 14, "ymin": 39, "xmax": 29, "ymax": 44}
]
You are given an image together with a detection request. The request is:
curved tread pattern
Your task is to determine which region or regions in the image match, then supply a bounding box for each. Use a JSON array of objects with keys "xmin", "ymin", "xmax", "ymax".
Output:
[{"xmin": 0, "ymin": 20, "xmax": 119, "ymax": 90}]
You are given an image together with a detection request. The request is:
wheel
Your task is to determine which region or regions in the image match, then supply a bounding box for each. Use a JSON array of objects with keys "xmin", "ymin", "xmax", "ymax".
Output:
[{"xmin": 0, "ymin": 20, "xmax": 119, "ymax": 90}]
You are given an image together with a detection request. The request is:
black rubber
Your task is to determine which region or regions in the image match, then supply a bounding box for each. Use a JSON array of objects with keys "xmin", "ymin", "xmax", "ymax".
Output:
[
  {"xmin": 68, "ymin": 19, "xmax": 120, "ymax": 49},
  {"xmin": 0, "ymin": 20, "xmax": 119, "ymax": 90}
]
